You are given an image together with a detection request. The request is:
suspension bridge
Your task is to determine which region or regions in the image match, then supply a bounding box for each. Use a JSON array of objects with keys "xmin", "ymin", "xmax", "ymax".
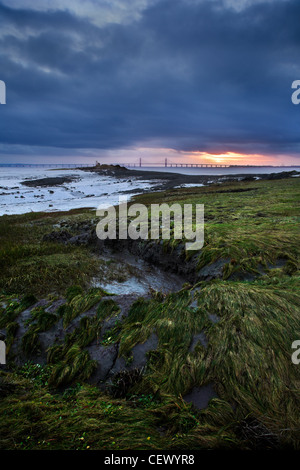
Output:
[
  {"xmin": 1, "ymin": 159, "xmax": 240, "ymax": 168},
  {"xmin": 125, "ymin": 158, "xmax": 251, "ymax": 168},
  {"xmin": 1, "ymin": 160, "xmax": 297, "ymax": 169}
]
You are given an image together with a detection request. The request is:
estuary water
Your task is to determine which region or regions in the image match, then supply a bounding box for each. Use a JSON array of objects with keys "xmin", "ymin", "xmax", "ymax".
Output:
[
  {"xmin": 0, "ymin": 166, "xmax": 154, "ymax": 216},
  {"xmin": 0, "ymin": 165, "xmax": 298, "ymax": 216}
]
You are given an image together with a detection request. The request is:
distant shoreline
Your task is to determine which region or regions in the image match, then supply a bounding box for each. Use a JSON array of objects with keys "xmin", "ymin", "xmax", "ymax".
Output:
[
  {"xmin": 1, "ymin": 163, "xmax": 300, "ymax": 168},
  {"xmin": 1, "ymin": 165, "xmax": 299, "ymax": 216},
  {"xmin": 79, "ymin": 164, "xmax": 300, "ymax": 192},
  {"xmin": 17, "ymin": 164, "xmax": 300, "ymax": 192}
]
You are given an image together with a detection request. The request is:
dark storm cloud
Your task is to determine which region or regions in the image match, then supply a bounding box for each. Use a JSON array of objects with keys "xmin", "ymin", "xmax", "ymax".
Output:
[{"xmin": 0, "ymin": 0, "xmax": 299, "ymax": 157}]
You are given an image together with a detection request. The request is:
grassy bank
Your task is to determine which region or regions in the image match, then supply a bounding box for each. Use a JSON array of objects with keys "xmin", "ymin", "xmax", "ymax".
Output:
[{"xmin": 0, "ymin": 176, "xmax": 299, "ymax": 450}]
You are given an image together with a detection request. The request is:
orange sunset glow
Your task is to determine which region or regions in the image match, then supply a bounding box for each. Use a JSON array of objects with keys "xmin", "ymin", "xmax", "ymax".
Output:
[
  {"xmin": 109, "ymin": 147, "xmax": 298, "ymax": 167},
  {"xmin": 185, "ymin": 152, "xmax": 277, "ymax": 166}
]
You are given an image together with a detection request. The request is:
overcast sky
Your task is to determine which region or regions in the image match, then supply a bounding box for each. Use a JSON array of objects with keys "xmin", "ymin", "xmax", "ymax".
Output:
[{"xmin": 0, "ymin": 0, "xmax": 299, "ymax": 165}]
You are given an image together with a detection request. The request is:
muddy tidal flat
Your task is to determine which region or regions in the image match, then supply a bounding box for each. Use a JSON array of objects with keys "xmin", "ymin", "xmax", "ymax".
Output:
[{"xmin": 0, "ymin": 172, "xmax": 299, "ymax": 450}]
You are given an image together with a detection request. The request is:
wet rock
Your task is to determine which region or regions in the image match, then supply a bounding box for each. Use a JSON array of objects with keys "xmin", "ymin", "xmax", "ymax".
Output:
[
  {"xmin": 189, "ymin": 299, "xmax": 198, "ymax": 309},
  {"xmin": 45, "ymin": 299, "xmax": 65, "ymax": 314},
  {"xmin": 131, "ymin": 333, "xmax": 158, "ymax": 369},
  {"xmin": 5, "ymin": 294, "xmax": 139, "ymax": 384},
  {"xmin": 88, "ymin": 343, "xmax": 119, "ymax": 385},
  {"xmin": 208, "ymin": 313, "xmax": 220, "ymax": 324},
  {"xmin": 267, "ymin": 259, "xmax": 286, "ymax": 269},
  {"xmin": 8, "ymin": 299, "xmax": 55, "ymax": 362},
  {"xmin": 108, "ymin": 294, "xmax": 140, "ymax": 320},
  {"xmin": 108, "ymin": 356, "xmax": 127, "ymax": 377},
  {"xmin": 109, "ymin": 333, "xmax": 159, "ymax": 377},
  {"xmin": 184, "ymin": 383, "xmax": 218, "ymax": 409},
  {"xmin": 189, "ymin": 332, "xmax": 208, "ymax": 350},
  {"xmin": 34, "ymin": 320, "xmax": 64, "ymax": 365}
]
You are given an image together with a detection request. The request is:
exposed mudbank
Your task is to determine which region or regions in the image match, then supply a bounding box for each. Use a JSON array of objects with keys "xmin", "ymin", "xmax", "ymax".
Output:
[
  {"xmin": 43, "ymin": 217, "xmax": 286, "ymax": 285},
  {"xmin": 43, "ymin": 225, "xmax": 224, "ymax": 284},
  {"xmin": 92, "ymin": 250, "xmax": 185, "ymax": 295},
  {"xmin": 1, "ymin": 284, "xmax": 223, "ymax": 412},
  {"xmin": 2, "ymin": 223, "xmax": 222, "ymax": 409},
  {"xmin": 21, "ymin": 176, "xmax": 78, "ymax": 187},
  {"xmin": 81, "ymin": 165, "xmax": 300, "ymax": 192}
]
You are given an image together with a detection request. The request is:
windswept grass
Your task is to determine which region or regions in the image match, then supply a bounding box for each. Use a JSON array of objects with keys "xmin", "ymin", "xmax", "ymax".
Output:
[
  {"xmin": 0, "ymin": 371, "xmax": 239, "ymax": 450},
  {"xmin": 47, "ymin": 297, "xmax": 120, "ymax": 386},
  {"xmin": 117, "ymin": 292, "xmax": 209, "ymax": 396},
  {"xmin": 194, "ymin": 277, "xmax": 300, "ymax": 447},
  {"xmin": 60, "ymin": 287, "xmax": 108, "ymax": 328},
  {"xmin": 21, "ymin": 307, "xmax": 59, "ymax": 357},
  {"xmin": 48, "ymin": 344, "xmax": 98, "ymax": 386},
  {"xmin": 0, "ymin": 294, "xmax": 37, "ymax": 328},
  {"xmin": 113, "ymin": 275, "xmax": 300, "ymax": 448},
  {"xmin": 0, "ymin": 210, "xmax": 99, "ymax": 296},
  {"xmin": 134, "ymin": 177, "xmax": 300, "ymax": 277}
]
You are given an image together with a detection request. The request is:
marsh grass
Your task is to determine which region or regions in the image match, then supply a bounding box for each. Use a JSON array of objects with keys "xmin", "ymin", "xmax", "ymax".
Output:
[
  {"xmin": 61, "ymin": 287, "xmax": 108, "ymax": 327},
  {"xmin": 21, "ymin": 309, "xmax": 59, "ymax": 357},
  {"xmin": 47, "ymin": 297, "xmax": 120, "ymax": 386},
  {"xmin": 48, "ymin": 344, "xmax": 98, "ymax": 386},
  {"xmin": 111, "ymin": 274, "xmax": 300, "ymax": 448},
  {"xmin": 0, "ymin": 371, "xmax": 239, "ymax": 450},
  {"xmin": 0, "ymin": 210, "xmax": 99, "ymax": 296},
  {"xmin": 0, "ymin": 294, "xmax": 37, "ymax": 328},
  {"xmin": 134, "ymin": 178, "xmax": 300, "ymax": 276},
  {"xmin": 117, "ymin": 292, "xmax": 209, "ymax": 396}
]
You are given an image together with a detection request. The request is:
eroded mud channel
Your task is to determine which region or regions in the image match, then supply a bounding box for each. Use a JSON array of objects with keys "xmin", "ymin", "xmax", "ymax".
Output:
[
  {"xmin": 1, "ymin": 214, "xmax": 229, "ymax": 413},
  {"xmin": 1, "ymin": 243, "xmax": 221, "ymax": 411},
  {"xmin": 92, "ymin": 249, "xmax": 185, "ymax": 296}
]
